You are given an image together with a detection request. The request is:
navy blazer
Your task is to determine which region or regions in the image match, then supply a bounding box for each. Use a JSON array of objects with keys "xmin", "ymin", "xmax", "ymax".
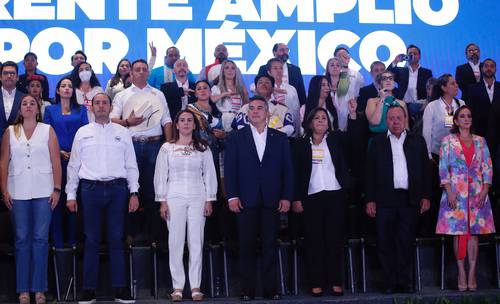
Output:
[
  {"xmin": 224, "ymin": 126, "xmax": 294, "ymax": 208},
  {"xmin": 387, "ymin": 65, "xmax": 433, "ymax": 101},
  {"xmin": 456, "ymin": 62, "xmax": 483, "ymax": 98},
  {"xmin": 160, "ymin": 81, "xmax": 196, "ymax": 121},
  {"xmin": 0, "ymin": 89, "xmax": 24, "ymax": 137},
  {"xmin": 365, "ymin": 132, "xmax": 431, "ymax": 207},
  {"xmin": 464, "ymin": 81, "xmax": 500, "ymax": 138},
  {"xmin": 258, "ymin": 63, "xmax": 306, "ymax": 106}
]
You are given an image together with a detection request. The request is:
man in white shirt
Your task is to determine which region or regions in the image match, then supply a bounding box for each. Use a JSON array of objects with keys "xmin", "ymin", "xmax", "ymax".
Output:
[
  {"xmin": 365, "ymin": 105, "xmax": 431, "ymax": 294},
  {"xmin": 111, "ymin": 59, "xmax": 172, "ymax": 243},
  {"xmin": 0, "ymin": 61, "xmax": 24, "ymax": 140},
  {"xmin": 266, "ymin": 58, "xmax": 300, "ymax": 137},
  {"xmin": 66, "ymin": 93, "xmax": 139, "ymax": 304}
]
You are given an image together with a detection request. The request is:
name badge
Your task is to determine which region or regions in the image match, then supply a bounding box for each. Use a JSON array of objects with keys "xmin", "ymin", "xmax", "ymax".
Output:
[{"xmin": 444, "ymin": 114, "xmax": 454, "ymax": 128}]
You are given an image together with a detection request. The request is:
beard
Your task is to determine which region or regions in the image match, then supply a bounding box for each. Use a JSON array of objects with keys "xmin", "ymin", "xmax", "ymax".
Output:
[{"xmin": 278, "ymin": 54, "xmax": 289, "ymax": 63}]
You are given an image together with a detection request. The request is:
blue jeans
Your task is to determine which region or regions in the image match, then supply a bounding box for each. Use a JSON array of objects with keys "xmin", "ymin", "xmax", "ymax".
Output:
[
  {"xmin": 129, "ymin": 139, "xmax": 162, "ymax": 238},
  {"xmin": 11, "ymin": 197, "xmax": 52, "ymax": 292},
  {"xmin": 81, "ymin": 179, "xmax": 129, "ymax": 290},
  {"xmin": 50, "ymin": 159, "xmax": 76, "ymax": 248}
]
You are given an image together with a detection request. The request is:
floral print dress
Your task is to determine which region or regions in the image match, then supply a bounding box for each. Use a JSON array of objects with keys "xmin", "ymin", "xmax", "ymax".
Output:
[{"xmin": 436, "ymin": 134, "xmax": 495, "ymax": 235}]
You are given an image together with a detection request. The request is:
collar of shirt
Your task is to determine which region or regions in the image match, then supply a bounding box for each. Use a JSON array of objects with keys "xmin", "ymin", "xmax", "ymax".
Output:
[
  {"xmin": 484, "ymin": 79, "xmax": 495, "ymax": 90},
  {"xmin": 468, "ymin": 61, "xmax": 480, "ymax": 69},
  {"xmin": 250, "ymin": 123, "xmax": 267, "ymax": 136},
  {"xmin": 309, "ymin": 133, "xmax": 328, "ymax": 146},
  {"xmin": 176, "ymin": 78, "xmax": 188, "ymax": 89},
  {"xmin": 2, "ymin": 86, "xmax": 16, "ymax": 96},
  {"xmin": 91, "ymin": 121, "xmax": 112, "ymax": 129},
  {"xmin": 130, "ymin": 83, "xmax": 153, "ymax": 92},
  {"xmin": 408, "ymin": 64, "xmax": 420, "ymax": 74},
  {"xmin": 387, "ymin": 129, "xmax": 407, "ymax": 142}
]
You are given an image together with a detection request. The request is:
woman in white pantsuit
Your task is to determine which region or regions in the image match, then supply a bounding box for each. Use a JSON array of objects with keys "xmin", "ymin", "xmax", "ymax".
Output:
[{"xmin": 154, "ymin": 109, "xmax": 217, "ymax": 302}]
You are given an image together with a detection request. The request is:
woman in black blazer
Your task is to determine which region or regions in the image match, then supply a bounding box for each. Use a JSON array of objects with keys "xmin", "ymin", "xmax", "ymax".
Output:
[{"xmin": 292, "ymin": 104, "xmax": 360, "ymax": 297}]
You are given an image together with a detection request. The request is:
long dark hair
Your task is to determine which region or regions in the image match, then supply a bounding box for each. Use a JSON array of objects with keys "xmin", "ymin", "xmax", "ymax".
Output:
[
  {"xmin": 70, "ymin": 62, "xmax": 101, "ymax": 89},
  {"xmin": 109, "ymin": 59, "xmax": 131, "ymax": 88},
  {"xmin": 304, "ymin": 75, "xmax": 338, "ymax": 130},
  {"xmin": 54, "ymin": 77, "xmax": 81, "ymax": 111},
  {"xmin": 430, "ymin": 73, "xmax": 453, "ymax": 101},
  {"xmin": 170, "ymin": 109, "xmax": 209, "ymax": 152},
  {"xmin": 303, "ymin": 107, "xmax": 333, "ymax": 139},
  {"xmin": 194, "ymin": 80, "xmax": 221, "ymax": 118},
  {"xmin": 450, "ymin": 105, "xmax": 474, "ymax": 134}
]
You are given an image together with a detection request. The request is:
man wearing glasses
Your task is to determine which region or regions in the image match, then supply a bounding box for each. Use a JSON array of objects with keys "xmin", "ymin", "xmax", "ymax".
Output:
[
  {"xmin": 456, "ymin": 43, "xmax": 483, "ymax": 98},
  {"xmin": 257, "ymin": 43, "xmax": 307, "ymax": 106},
  {"xmin": 0, "ymin": 61, "xmax": 24, "ymax": 140}
]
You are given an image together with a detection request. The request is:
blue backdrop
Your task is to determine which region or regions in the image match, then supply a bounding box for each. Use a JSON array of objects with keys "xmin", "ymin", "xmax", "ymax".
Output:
[{"xmin": 1, "ymin": 0, "xmax": 498, "ymax": 98}]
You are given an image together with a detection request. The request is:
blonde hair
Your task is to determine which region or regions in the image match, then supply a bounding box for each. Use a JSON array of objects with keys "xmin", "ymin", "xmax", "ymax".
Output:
[
  {"xmin": 217, "ymin": 60, "xmax": 249, "ymax": 105},
  {"xmin": 13, "ymin": 95, "xmax": 42, "ymax": 139}
]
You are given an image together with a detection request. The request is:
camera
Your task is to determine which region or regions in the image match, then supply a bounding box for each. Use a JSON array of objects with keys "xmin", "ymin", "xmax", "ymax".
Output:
[{"xmin": 401, "ymin": 54, "xmax": 413, "ymax": 61}]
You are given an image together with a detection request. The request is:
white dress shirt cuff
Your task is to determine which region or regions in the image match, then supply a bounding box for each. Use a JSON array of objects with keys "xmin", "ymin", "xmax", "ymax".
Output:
[
  {"xmin": 228, "ymin": 197, "xmax": 239, "ymax": 202},
  {"xmin": 67, "ymin": 192, "xmax": 77, "ymax": 201}
]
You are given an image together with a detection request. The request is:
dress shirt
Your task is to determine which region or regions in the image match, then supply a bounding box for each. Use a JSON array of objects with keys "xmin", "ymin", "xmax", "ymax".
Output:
[
  {"xmin": 176, "ymin": 79, "xmax": 189, "ymax": 110},
  {"xmin": 308, "ymin": 135, "xmax": 341, "ymax": 195},
  {"xmin": 110, "ymin": 84, "xmax": 172, "ymax": 137},
  {"xmin": 347, "ymin": 68, "xmax": 365, "ymax": 98},
  {"xmin": 66, "ymin": 121, "xmax": 139, "ymax": 200},
  {"xmin": 403, "ymin": 65, "xmax": 419, "ymax": 103},
  {"xmin": 153, "ymin": 142, "xmax": 217, "ymax": 202},
  {"xmin": 387, "ymin": 130, "xmax": 409, "ymax": 190},
  {"xmin": 250, "ymin": 124, "xmax": 267, "ymax": 162},
  {"xmin": 2, "ymin": 87, "xmax": 16, "ymax": 119},
  {"xmin": 282, "ymin": 62, "xmax": 289, "ymax": 84},
  {"xmin": 485, "ymin": 80, "xmax": 494, "ymax": 103},
  {"xmin": 422, "ymin": 97, "xmax": 465, "ymax": 157},
  {"xmin": 468, "ymin": 61, "xmax": 481, "ymax": 82}
]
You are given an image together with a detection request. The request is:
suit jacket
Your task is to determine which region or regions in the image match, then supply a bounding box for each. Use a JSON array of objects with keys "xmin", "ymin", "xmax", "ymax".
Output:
[
  {"xmin": 456, "ymin": 62, "xmax": 483, "ymax": 98},
  {"xmin": 488, "ymin": 100, "xmax": 500, "ymax": 190},
  {"xmin": 0, "ymin": 89, "xmax": 24, "ymax": 138},
  {"xmin": 387, "ymin": 65, "xmax": 433, "ymax": 101},
  {"xmin": 292, "ymin": 118, "xmax": 365, "ymax": 201},
  {"xmin": 258, "ymin": 63, "xmax": 306, "ymax": 106},
  {"xmin": 224, "ymin": 126, "xmax": 294, "ymax": 208},
  {"xmin": 464, "ymin": 81, "xmax": 500, "ymax": 138},
  {"xmin": 160, "ymin": 81, "xmax": 196, "ymax": 121},
  {"xmin": 16, "ymin": 72, "xmax": 50, "ymax": 101},
  {"xmin": 365, "ymin": 132, "xmax": 431, "ymax": 207}
]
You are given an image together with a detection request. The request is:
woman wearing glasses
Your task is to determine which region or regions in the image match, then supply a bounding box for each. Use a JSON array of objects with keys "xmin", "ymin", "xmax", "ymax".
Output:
[
  {"xmin": 365, "ymin": 71, "xmax": 409, "ymax": 135},
  {"xmin": 436, "ymin": 105, "xmax": 495, "ymax": 291}
]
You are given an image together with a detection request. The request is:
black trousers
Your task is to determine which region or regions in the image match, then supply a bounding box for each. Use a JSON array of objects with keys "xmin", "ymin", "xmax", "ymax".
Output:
[
  {"xmin": 376, "ymin": 191, "xmax": 417, "ymax": 289},
  {"xmin": 236, "ymin": 205, "xmax": 279, "ymax": 295},
  {"xmin": 303, "ymin": 190, "xmax": 346, "ymax": 288}
]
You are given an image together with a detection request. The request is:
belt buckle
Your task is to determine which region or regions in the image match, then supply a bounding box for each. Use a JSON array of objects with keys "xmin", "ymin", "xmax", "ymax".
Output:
[{"xmin": 134, "ymin": 136, "xmax": 148, "ymax": 143}]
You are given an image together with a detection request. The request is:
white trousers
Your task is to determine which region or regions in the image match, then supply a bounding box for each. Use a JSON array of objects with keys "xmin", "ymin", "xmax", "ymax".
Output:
[{"xmin": 166, "ymin": 196, "xmax": 206, "ymax": 290}]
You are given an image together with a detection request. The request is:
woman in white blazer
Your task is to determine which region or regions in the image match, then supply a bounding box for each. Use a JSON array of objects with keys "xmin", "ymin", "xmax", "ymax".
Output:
[{"xmin": 0, "ymin": 95, "xmax": 61, "ymax": 304}]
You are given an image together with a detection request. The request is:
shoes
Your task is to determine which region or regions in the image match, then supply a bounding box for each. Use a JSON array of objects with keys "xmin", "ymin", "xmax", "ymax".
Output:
[
  {"xmin": 18, "ymin": 292, "xmax": 30, "ymax": 304},
  {"xmin": 170, "ymin": 289, "xmax": 183, "ymax": 302},
  {"xmin": 191, "ymin": 289, "xmax": 204, "ymax": 301},
  {"xmin": 114, "ymin": 287, "xmax": 135, "ymax": 303},
  {"xmin": 332, "ymin": 286, "xmax": 344, "ymax": 296},
  {"xmin": 263, "ymin": 292, "xmax": 281, "ymax": 300},
  {"xmin": 311, "ymin": 288, "xmax": 323, "ymax": 297},
  {"xmin": 35, "ymin": 292, "xmax": 46, "ymax": 304},
  {"xmin": 240, "ymin": 294, "xmax": 254, "ymax": 301},
  {"xmin": 78, "ymin": 290, "xmax": 96, "ymax": 304}
]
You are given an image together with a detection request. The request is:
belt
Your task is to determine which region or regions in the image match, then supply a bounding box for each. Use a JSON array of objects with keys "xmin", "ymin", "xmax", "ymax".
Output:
[
  {"xmin": 132, "ymin": 135, "xmax": 162, "ymax": 143},
  {"xmin": 81, "ymin": 178, "xmax": 127, "ymax": 186}
]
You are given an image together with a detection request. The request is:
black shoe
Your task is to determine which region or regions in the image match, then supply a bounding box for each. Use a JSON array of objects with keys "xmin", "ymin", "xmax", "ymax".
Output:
[
  {"xmin": 263, "ymin": 292, "xmax": 281, "ymax": 300},
  {"xmin": 114, "ymin": 287, "xmax": 135, "ymax": 303},
  {"xmin": 78, "ymin": 290, "xmax": 96, "ymax": 304},
  {"xmin": 240, "ymin": 294, "xmax": 254, "ymax": 301}
]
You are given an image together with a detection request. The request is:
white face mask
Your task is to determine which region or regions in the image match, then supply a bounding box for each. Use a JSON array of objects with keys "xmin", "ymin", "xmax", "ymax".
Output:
[{"xmin": 79, "ymin": 70, "xmax": 92, "ymax": 82}]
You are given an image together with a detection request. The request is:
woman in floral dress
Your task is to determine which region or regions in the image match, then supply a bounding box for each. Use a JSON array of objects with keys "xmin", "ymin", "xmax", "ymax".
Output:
[{"xmin": 436, "ymin": 105, "xmax": 495, "ymax": 291}]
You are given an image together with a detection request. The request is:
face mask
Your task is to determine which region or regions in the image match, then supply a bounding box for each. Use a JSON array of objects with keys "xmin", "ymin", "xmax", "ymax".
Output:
[{"xmin": 79, "ymin": 70, "xmax": 92, "ymax": 82}]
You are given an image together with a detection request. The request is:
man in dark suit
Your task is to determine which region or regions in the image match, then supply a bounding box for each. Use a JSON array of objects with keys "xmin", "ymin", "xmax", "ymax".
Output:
[
  {"xmin": 224, "ymin": 96, "xmax": 293, "ymax": 301},
  {"xmin": 365, "ymin": 105, "xmax": 431, "ymax": 294},
  {"xmin": 456, "ymin": 43, "xmax": 482, "ymax": 98},
  {"xmin": 388, "ymin": 45, "xmax": 433, "ymax": 119},
  {"xmin": 357, "ymin": 61, "xmax": 386, "ymax": 113},
  {"xmin": 464, "ymin": 58, "xmax": 499, "ymax": 138},
  {"xmin": 160, "ymin": 59, "xmax": 195, "ymax": 120},
  {"xmin": 0, "ymin": 61, "xmax": 24, "ymax": 138},
  {"xmin": 16, "ymin": 52, "xmax": 50, "ymax": 101},
  {"xmin": 257, "ymin": 43, "xmax": 306, "ymax": 106}
]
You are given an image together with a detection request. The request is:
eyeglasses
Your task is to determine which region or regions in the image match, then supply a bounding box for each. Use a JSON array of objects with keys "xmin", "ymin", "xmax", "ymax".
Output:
[
  {"xmin": 2, "ymin": 71, "xmax": 16, "ymax": 76},
  {"xmin": 381, "ymin": 76, "xmax": 394, "ymax": 81}
]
